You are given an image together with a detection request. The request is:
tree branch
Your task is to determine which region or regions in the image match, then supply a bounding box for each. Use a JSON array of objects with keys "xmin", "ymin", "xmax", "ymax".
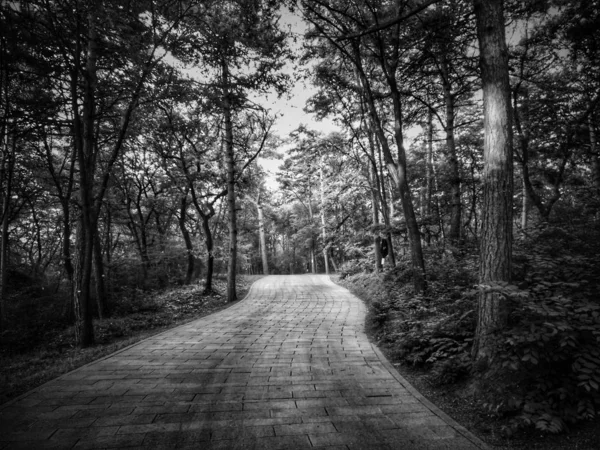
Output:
[{"xmin": 337, "ymin": 0, "xmax": 440, "ymax": 41}]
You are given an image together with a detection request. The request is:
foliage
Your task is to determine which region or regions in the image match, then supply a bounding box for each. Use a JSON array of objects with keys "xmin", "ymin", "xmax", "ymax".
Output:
[
  {"xmin": 341, "ymin": 223, "xmax": 600, "ymax": 437},
  {"xmin": 482, "ymin": 225, "xmax": 600, "ymax": 435},
  {"xmin": 0, "ymin": 275, "xmax": 262, "ymax": 404},
  {"xmin": 341, "ymin": 248, "xmax": 477, "ymax": 377}
]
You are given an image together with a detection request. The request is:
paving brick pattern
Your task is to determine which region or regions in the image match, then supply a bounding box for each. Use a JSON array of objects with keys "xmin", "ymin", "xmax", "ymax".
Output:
[{"xmin": 0, "ymin": 275, "xmax": 489, "ymax": 449}]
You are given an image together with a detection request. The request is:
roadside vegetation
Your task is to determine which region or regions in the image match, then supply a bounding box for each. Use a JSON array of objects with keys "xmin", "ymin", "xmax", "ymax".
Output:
[
  {"xmin": 339, "ymin": 223, "xmax": 600, "ymax": 449},
  {"xmin": 0, "ymin": 275, "xmax": 262, "ymax": 405},
  {"xmin": 2, "ymin": 1, "xmax": 599, "ymax": 447}
]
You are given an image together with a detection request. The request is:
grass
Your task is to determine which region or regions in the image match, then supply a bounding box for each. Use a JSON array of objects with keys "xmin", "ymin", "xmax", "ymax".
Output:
[{"xmin": 0, "ymin": 274, "xmax": 264, "ymax": 405}]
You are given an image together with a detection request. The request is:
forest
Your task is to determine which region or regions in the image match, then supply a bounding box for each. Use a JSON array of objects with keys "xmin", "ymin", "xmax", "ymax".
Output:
[{"xmin": 1, "ymin": 0, "xmax": 599, "ymax": 445}]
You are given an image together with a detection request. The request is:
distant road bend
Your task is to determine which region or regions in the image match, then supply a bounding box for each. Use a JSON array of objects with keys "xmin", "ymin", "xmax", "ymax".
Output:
[{"xmin": 0, "ymin": 274, "xmax": 489, "ymax": 449}]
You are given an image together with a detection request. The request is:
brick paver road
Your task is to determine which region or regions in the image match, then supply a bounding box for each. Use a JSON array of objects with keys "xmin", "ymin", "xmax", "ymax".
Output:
[{"xmin": 0, "ymin": 275, "xmax": 489, "ymax": 449}]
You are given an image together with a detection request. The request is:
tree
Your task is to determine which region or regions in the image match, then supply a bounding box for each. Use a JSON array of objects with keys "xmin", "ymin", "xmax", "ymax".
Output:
[
  {"xmin": 301, "ymin": 0, "xmax": 429, "ymax": 292},
  {"xmin": 472, "ymin": 0, "xmax": 513, "ymax": 362},
  {"xmin": 177, "ymin": 0, "xmax": 290, "ymax": 302}
]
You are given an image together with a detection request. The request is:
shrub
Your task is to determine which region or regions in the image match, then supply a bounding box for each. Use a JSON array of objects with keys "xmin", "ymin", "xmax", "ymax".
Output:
[{"xmin": 486, "ymin": 284, "xmax": 600, "ymax": 434}]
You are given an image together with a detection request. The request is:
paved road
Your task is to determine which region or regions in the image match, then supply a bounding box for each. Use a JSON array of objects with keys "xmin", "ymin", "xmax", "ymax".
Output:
[{"xmin": 0, "ymin": 275, "xmax": 488, "ymax": 449}]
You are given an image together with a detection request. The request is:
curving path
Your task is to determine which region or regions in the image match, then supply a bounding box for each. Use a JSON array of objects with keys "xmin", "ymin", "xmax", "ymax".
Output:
[{"xmin": 0, "ymin": 275, "xmax": 488, "ymax": 449}]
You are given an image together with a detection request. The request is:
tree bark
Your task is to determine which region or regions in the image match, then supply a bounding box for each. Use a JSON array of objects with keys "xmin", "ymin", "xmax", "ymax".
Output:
[
  {"xmin": 93, "ymin": 226, "xmax": 108, "ymax": 318},
  {"xmin": 73, "ymin": 3, "xmax": 98, "ymax": 347},
  {"xmin": 376, "ymin": 136, "xmax": 396, "ymax": 268},
  {"xmin": 521, "ymin": 177, "xmax": 528, "ymax": 231},
  {"xmin": 319, "ymin": 154, "xmax": 330, "ymax": 274},
  {"xmin": 0, "ymin": 133, "xmax": 14, "ymax": 332},
  {"xmin": 440, "ymin": 51, "xmax": 462, "ymax": 245},
  {"xmin": 307, "ymin": 195, "xmax": 317, "ymax": 273},
  {"xmin": 368, "ymin": 140, "xmax": 383, "ymax": 272},
  {"xmin": 590, "ymin": 113, "xmax": 600, "ymax": 193},
  {"xmin": 256, "ymin": 195, "xmax": 269, "ymax": 275},
  {"xmin": 61, "ymin": 197, "xmax": 75, "ymax": 320},
  {"xmin": 222, "ymin": 59, "xmax": 237, "ymax": 302},
  {"xmin": 472, "ymin": 0, "xmax": 513, "ymax": 362},
  {"xmin": 179, "ymin": 195, "xmax": 195, "ymax": 285},
  {"xmin": 200, "ymin": 212, "xmax": 215, "ymax": 294},
  {"xmin": 387, "ymin": 75, "xmax": 426, "ymax": 292}
]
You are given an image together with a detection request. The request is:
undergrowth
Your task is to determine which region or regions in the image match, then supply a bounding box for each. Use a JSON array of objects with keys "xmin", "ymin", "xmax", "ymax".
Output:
[
  {"xmin": 0, "ymin": 275, "xmax": 261, "ymax": 405},
  {"xmin": 340, "ymin": 223, "xmax": 600, "ymax": 437}
]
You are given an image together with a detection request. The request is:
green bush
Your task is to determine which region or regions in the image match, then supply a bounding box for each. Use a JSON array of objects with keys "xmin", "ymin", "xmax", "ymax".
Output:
[
  {"xmin": 481, "ymin": 222, "xmax": 600, "ymax": 434},
  {"xmin": 341, "ymin": 227, "xmax": 600, "ymax": 437},
  {"xmin": 487, "ymin": 283, "xmax": 600, "ymax": 434}
]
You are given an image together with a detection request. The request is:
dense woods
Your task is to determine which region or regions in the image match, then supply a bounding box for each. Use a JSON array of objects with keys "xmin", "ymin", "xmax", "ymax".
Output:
[{"xmin": 1, "ymin": 0, "xmax": 599, "ymax": 442}]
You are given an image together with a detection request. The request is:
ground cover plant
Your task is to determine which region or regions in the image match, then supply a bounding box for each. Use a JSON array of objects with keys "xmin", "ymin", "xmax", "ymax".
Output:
[
  {"xmin": 339, "ymin": 223, "xmax": 600, "ymax": 449},
  {"xmin": 0, "ymin": 275, "xmax": 263, "ymax": 405}
]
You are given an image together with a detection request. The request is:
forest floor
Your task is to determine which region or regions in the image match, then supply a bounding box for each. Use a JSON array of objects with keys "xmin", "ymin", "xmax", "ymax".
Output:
[
  {"xmin": 335, "ymin": 272, "xmax": 600, "ymax": 450},
  {"xmin": 0, "ymin": 274, "xmax": 264, "ymax": 406}
]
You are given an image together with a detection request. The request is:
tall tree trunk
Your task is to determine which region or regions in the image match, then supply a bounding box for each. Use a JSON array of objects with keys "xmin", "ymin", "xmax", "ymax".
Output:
[
  {"xmin": 590, "ymin": 113, "xmax": 600, "ymax": 193},
  {"xmin": 422, "ymin": 106, "xmax": 435, "ymax": 245},
  {"xmin": 73, "ymin": 3, "xmax": 98, "ymax": 347},
  {"xmin": 307, "ymin": 197, "xmax": 317, "ymax": 273},
  {"xmin": 513, "ymin": 84, "xmax": 531, "ymax": 230},
  {"xmin": 291, "ymin": 235, "xmax": 295, "ymax": 274},
  {"xmin": 367, "ymin": 132, "xmax": 382, "ymax": 271},
  {"xmin": 104, "ymin": 208, "xmax": 114, "ymax": 302},
  {"xmin": 472, "ymin": 0, "xmax": 513, "ymax": 362},
  {"xmin": 521, "ymin": 177, "xmax": 528, "ymax": 231},
  {"xmin": 61, "ymin": 198, "xmax": 75, "ymax": 321},
  {"xmin": 378, "ymin": 144, "xmax": 396, "ymax": 268},
  {"xmin": 73, "ymin": 217, "xmax": 94, "ymax": 347},
  {"xmin": 426, "ymin": 107, "xmax": 434, "ymax": 217},
  {"xmin": 93, "ymin": 226, "xmax": 108, "ymax": 318},
  {"xmin": 200, "ymin": 213, "xmax": 215, "ymax": 294},
  {"xmin": 179, "ymin": 196, "xmax": 195, "ymax": 285},
  {"xmin": 319, "ymin": 154, "xmax": 330, "ymax": 274},
  {"xmin": 370, "ymin": 168, "xmax": 383, "ymax": 272},
  {"xmin": 388, "ymin": 76, "xmax": 426, "ymax": 292},
  {"xmin": 440, "ymin": 52, "xmax": 462, "ymax": 245},
  {"xmin": 222, "ymin": 59, "xmax": 237, "ymax": 302},
  {"xmin": 354, "ymin": 47, "xmax": 404, "ymax": 267},
  {"xmin": 256, "ymin": 195, "xmax": 269, "ymax": 275},
  {"xmin": 0, "ymin": 134, "xmax": 14, "ymax": 332}
]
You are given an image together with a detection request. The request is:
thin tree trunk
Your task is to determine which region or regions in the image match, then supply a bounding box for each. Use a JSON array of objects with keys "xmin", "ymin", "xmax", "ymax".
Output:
[
  {"xmin": 0, "ymin": 135, "xmax": 14, "ymax": 332},
  {"xmin": 319, "ymin": 154, "xmax": 330, "ymax": 274},
  {"xmin": 388, "ymin": 76, "xmax": 426, "ymax": 292},
  {"xmin": 367, "ymin": 133, "xmax": 383, "ymax": 271},
  {"xmin": 472, "ymin": 0, "xmax": 513, "ymax": 362},
  {"xmin": 440, "ymin": 52, "xmax": 462, "ymax": 245},
  {"xmin": 521, "ymin": 177, "xmax": 528, "ymax": 230},
  {"xmin": 377, "ymin": 138, "xmax": 396, "ymax": 268},
  {"xmin": 513, "ymin": 83, "xmax": 531, "ymax": 230},
  {"xmin": 256, "ymin": 195, "xmax": 269, "ymax": 275},
  {"xmin": 201, "ymin": 213, "xmax": 215, "ymax": 294},
  {"xmin": 426, "ymin": 107, "xmax": 434, "ymax": 217},
  {"xmin": 422, "ymin": 107, "xmax": 435, "ymax": 244},
  {"xmin": 179, "ymin": 195, "xmax": 195, "ymax": 285},
  {"xmin": 61, "ymin": 198, "xmax": 75, "ymax": 321},
  {"xmin": 73, "ymin": 3, "xmax": 98, "ymax": 347},
  {"xmin": 590, "ymin": 113, "xmax": 599, "ymax": 193},
  {"xmin": 93, "ymin": 226, "xmax": 108, "ymax": 318},
  {"xmin": 73, "ymin": 218, "xmax": 94, "ymax": 347},
  {"xmin": 222, "ymin": 59, "xmax": 237, "ymax": 302},
  {"xmin": 291, "ymin": 236, "xmax": 295, "ymax": 274}
]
